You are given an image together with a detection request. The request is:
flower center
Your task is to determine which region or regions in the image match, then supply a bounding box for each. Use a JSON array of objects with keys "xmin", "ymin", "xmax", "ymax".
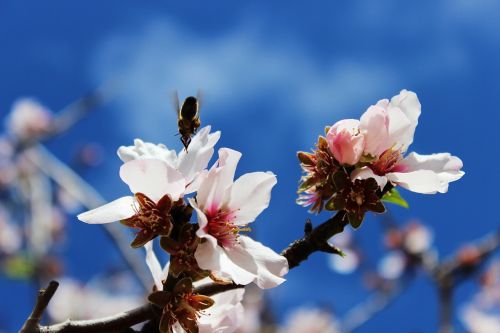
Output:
[
  {"xmin": 370, "ymin": 148, "xmax": 404, "ymax": 176},
  {"xmin": 205, "ymin": 209, "xmax": 246, "ymax": 249}
]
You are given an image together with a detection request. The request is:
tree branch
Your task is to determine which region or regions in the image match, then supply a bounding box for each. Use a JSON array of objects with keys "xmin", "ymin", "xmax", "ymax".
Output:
[{"xmin": 20, "ymin": 281, "xmax": 60, "ymax": 333}]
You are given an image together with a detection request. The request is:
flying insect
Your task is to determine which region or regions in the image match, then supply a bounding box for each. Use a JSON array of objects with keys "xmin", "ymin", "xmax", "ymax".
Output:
[{"xmin": 174, "ymin": 92, "xmax": 201, "ymax": 151}]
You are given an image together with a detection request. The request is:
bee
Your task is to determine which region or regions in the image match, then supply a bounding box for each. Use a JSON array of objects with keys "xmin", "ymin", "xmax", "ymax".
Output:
[{"xmin": 174, "ymin": 92, "xmax": 201, "ymax": 151}]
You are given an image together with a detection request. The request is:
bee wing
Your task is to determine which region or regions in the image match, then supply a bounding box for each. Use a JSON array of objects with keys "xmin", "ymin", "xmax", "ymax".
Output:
[
  {"xmin": 171, "ymin": 90, "xmax": 180, "ymax": 116},
  {"xmin": 195, "ymin": 89, "xmax": 203, "ymax": 117}
]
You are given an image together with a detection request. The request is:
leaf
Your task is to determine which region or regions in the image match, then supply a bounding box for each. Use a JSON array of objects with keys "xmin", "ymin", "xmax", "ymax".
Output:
[{"xmin": 381, "ymin": 188, "xmax": 409, "ymax": 209}]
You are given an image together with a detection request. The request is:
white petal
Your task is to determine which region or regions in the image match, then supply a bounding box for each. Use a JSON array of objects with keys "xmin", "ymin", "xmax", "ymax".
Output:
[
  {"xmin": 194, "ymin": 236, "xmax": 256, "ymax": 286},
  {"xmin": 389, "ymin": 90, "xmax": 421, "ymax": 150},
  {"xmin": 176, "ymin": 126, "xmax": 221, "ymax": 185},
  {"xmin": 231, "ymin": 236, "xmax": 288, "ymax": 289},
  {"xmin": 386, "ymin": 170, "xmax": 443, "ymax": 194},
  {"xmin": 190, "ymin": 198, "xmax": 209, "ymax": 232},
  {"xmin": 77, "ymin": 196, "xmax": 136, "ymax": 224},
  {"xmin": 117, "ymin": 139, "xmax": 177, "ymax": 166},
  {"xmin": 196, "ymin": 148, "xmax": 241, "ymax": 212},
  {"xmin": 351, "ymin": 167, "xmax": 388, "ymax": 189},
  {"xmin": 402, "ymin": 152, "xmax": 464, "ymax": 184},
  {"xmin": 144, "ymin": 241, "xmax": 164, "ymax": 290},
  {"xmin": 386, "ymin": 106, "xmax": 412, "ymax": 150},
  {"xmin": 119, "ymin": 159, "xmax": 185, "ymax": 202},
  {"xmin": 199, "ymin": 289, "xmax": 245, "ymax": 332},
  {"xmin": 226, "ymin": 172, "xmax": 277, "ymax": 225}
]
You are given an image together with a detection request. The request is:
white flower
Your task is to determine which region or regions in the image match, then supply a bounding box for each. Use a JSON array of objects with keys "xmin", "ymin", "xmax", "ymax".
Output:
[
  {"xmin": 117, "ymin": 126, "xmax": 220, "ymax": 193},
  {"xmin": 145, "ymin": 242, "xmax": 245, "ymax": 333},
  {"xmin": 460, "ymin": 261, "xmax": 500, "ymax": 333},
  {"xmin": 279, "ymin": 308, "xmax": 339, "ymax": 333},
  {"xmin": 328, "ymin": 248, "xmax": 359, "ymax": 275},
  {"xmin": 352, "ymin": 90, "xmax": 464, "ymax": 194},
  {"xmin": 377, "ymin": 251, "xmax": 407, "ymax": 280},
  {"xmin": 6, "ymin": 98, "xmax": 53, "ymax": 140},
  {"xmin": 190, "ymin": 148, "xmax": 288, "ymax": 289},
  {"xmin": 77, "ymin": 158, "xmax": 185, "ymax": 247}
]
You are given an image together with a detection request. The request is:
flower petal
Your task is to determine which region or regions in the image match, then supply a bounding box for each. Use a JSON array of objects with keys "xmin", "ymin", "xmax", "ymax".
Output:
[
  {"xmin": 326, "ymin": 119, "xmax": 364, "ymax": 165},
  {"xmin": 229, "ymin": 236, "xmax": 288, "ymax": 289},
  {"xmin": 388, "ymin": 90, "xmax": 421, "ymax": 150},
  {"xmin": 176, "ymin": 126, "xmax": 221, "ymax": 188},
  {"xmin": 119, "ymin": 159, "xmax": 185, "ymax": 202},
  {"xmin": 395, "ymin": 152, "xmax": 464, "ymax": 193},
  {"xmin": 360, "ymin": 105, "xmax": 390, "ymax": 157},
  {"xmin": 226, "ymin": 172, "xmax": 277, "ymax": 225},
  {"xmin": 196, "ymin": 148, "xmax": 241, "ymax": 213},
  {"xmin": 117, "ymin": 139, "xmax": 177, "ymax": 166},
  {"xmin": 351, "ymin": 167, "xmax": 388, "ymax": 189},
  {"xmin": 386, "ymin": 170, "xmax": 443, "ymax": 194},
  {"xmin": 194, "ymin": 235, "xmax": 256, "ymax": 286},
  {"xmin": 190, "ymin": 198, "xmax": 209, "ymax": 232},
  {"xmin": 144, "ymin": 241, "xmax": 166, "ymax": 290},
  {"xmin": 77, "ymin": 196, "xmax": 136, "ymax": 224}
]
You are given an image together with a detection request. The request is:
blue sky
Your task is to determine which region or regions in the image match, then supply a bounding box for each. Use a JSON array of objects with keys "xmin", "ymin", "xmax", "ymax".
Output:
[{"xmin": 1, "ymin": 0, "xmax": 500, "ymax": 332}]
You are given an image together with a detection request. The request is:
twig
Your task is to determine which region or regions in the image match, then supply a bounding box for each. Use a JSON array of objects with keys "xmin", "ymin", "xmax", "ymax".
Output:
[
  {"xmin": 39, "ymin": 304, "xmax": 154, "ymax": 333},
  {"xmin": 432, "ymin": 230, "xmax": 500, "ymax": 333},
  {"xmin": 20, "ymin": 281, "xmax": 60, "ymax": 333}
]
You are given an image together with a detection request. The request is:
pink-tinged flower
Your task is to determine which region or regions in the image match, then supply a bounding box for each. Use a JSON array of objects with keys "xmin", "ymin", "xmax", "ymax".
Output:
[
  {"xmin": 77, "ymin": 159, "xmax": 185, "ymax": 247},
  {"xmin": 118, "ymin": 126, "xmax": 220, "ymax": 194},
  {"xmin": 353, "ymin": 90, "xmax": 464, "ymax": 194},
  {"xmin": 326, "ymin": 119, "xmax": 365, "ymax": 165},
  {"xmin": 190, "ymin": 148, "xmax": 288, "ymax": 289}
]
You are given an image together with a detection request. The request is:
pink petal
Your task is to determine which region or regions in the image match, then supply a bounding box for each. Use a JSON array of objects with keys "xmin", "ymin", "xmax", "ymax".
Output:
[
  {"xmin": 360, "ymin": 105, "xmax": 390, "ymax": 157},
  {"xmin": 196, "ymin": 148, "xmax": 241, "ymax": 213},
  {"xmin": 119, "ymin": 159, "xmax": 185, "ymax": 202},
  {"xmin": 327, "ymin": 119, "xmax": 365, "ymax": 165}
]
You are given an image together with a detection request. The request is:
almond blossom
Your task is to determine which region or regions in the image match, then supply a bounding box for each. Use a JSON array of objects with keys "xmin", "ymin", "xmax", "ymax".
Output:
[
  {"xmin": 189, "ymin": 148, "xmax": 289, "ymax": 289},
  {"xmin": 352, "ymin": 89, "xmax": 464, "ymax": 194},
  {"xmin": 145, "ymin": 241, "xmax": 245, "ymax": 333},
  {"xmin": 117, "ymin": 126, "xmax": 220, "ymax": 193},
  {"xmin": 77, "ymin": 158, "xmax": 185, "ymax": 247}
]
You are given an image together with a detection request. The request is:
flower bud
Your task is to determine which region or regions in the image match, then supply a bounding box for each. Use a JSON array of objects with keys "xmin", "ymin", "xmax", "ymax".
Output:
[{"xmin": 326, "ymin": 119, "xmax": 365, "ymax": 165}]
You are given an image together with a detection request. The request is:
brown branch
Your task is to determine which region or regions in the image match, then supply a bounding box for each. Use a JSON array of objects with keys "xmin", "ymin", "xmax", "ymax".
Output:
[
  {"xmin": 39, "ymin": 304, "xmax": 154, "ymax": 333},
  {"xmin": 432, "ymin": 230, "xmax": 500, "ymax": 333},
  {"xmin": 20, "ymin": 281, "xmax": 59, "ymax": 333}
]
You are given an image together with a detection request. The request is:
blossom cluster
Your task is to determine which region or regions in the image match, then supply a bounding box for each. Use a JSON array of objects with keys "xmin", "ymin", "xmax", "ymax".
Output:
[
  {"xmin": 297, "ymin": 90, "xmax": 464, "ymax": 227},
  {"xmin": 78, "ymin": 126, "xmax": 288, "ymax": 332}
]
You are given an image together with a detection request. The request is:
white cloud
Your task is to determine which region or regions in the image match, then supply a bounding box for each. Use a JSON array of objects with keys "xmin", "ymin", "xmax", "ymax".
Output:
[{"xmin": 90, "ymin": 18, "xmax": 398, "ymax": 142}]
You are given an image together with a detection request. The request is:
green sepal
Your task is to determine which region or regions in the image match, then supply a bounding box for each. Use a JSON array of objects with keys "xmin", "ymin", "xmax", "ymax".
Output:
[
  {"xmin": 348, "ymin": 212, "xmax": 364, "ymax": 229},
  {"xmin": 381, "ymin": 188, "xmax": 409, "ymax": 209},
  {"xmin": 298, "ymin": 177, "xmax": 317, "ymax": 193},
  {"xmin": 325, "ymin": 197, "xmax": 337, "ymax": 211}
]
